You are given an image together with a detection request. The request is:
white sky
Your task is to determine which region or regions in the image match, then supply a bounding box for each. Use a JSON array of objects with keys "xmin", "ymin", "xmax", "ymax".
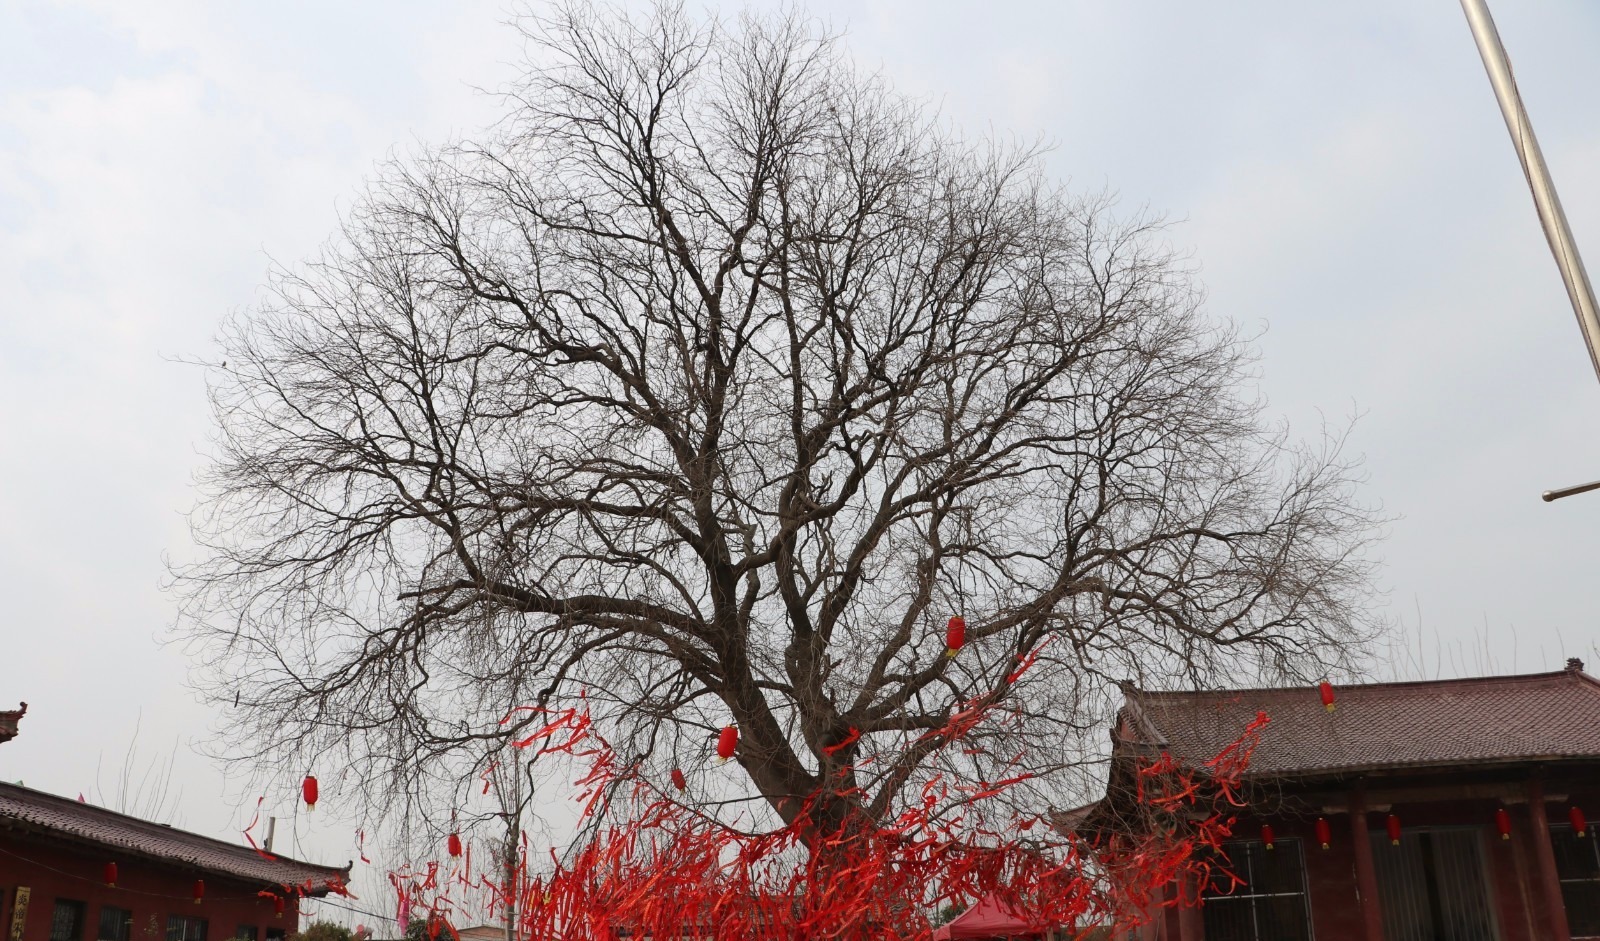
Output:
[{"xmin": 3, "ymin": 0, "xmax": 1599, "ymax": 926}]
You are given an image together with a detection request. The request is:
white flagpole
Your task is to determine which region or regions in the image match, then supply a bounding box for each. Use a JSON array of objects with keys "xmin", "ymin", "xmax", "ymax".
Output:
[{"xmin": 1458, "ymin": 0, "xmax": 1600, "ymax": 384}]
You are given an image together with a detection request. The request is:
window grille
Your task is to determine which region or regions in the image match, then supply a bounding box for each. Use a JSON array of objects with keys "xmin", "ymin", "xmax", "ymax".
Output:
[
  {"xmin": 166, "ymin": 917, "xmax": 208, "ymax": 941},
  {"xmin": 51, "ymin": 901, "xmax": 87, "ymax": 941},
  {"xmin": 1201, "ymin": 838, "xmax": 1313, "ymax": 941},
  {"xmin": 97, "ymin": 908, "xmax": 132, "ymax": 941},
  {"xmin": 1552, "ymin": 823, "xmax": 1600, "ymax": 938}
]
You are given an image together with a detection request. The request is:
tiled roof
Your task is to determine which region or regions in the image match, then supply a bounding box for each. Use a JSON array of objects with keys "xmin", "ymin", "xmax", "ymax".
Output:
[
  {"xmin": 1120, "ymin": 665, "xmax": 1600, "ymax": 780},
  {"xmin": 0, "ymin": 782, "xmax": 349, "ymax": 892}
]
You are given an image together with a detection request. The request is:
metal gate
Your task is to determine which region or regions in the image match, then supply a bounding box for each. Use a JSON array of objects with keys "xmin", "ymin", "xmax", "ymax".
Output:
[{"xmin": 1369, "ymin": 827, "xmax": 1500, "ymax": 941}]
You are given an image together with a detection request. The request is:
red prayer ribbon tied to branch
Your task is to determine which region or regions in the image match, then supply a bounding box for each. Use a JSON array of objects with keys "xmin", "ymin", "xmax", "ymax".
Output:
[{"xmin": 389, "ymin": 676, "xmax": 1271, "ymax": 941}]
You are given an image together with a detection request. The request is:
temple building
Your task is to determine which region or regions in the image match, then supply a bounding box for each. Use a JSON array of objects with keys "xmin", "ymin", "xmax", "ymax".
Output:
[
  {"xmin": 1066, "ymin": 659, "xmax": 1600, "ymax": 941},
  {"xmin": 0, "ymin": 703, "xmax": 350, "ymax": 941}
]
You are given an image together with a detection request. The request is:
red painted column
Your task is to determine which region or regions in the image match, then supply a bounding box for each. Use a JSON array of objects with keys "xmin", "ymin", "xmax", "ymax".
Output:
[
  {"xmin": 1527, "ymin": 777, "xmax": 1573, "ymax": 941},
  {"xmin": 1175, "ymin": 868, "xmax": 1203, "ymax": 941},
  {"xmin": 1348, "ymin": 787, "xmax": 1385, "ymax": 941}
]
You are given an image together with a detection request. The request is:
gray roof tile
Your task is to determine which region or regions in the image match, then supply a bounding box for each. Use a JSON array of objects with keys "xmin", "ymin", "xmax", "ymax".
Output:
[{"xmin": 1121, "ymin": 667, "xmax": 1600, "ymax": 778}]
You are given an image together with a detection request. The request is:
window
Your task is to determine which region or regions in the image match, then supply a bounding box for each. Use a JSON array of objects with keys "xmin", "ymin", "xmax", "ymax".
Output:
[
  {"xmin": 1202, "ymin": 838, "xmax": 1313, "ymax": 941},
  {"xmin": 98, "ymin": 908, "xmax": 133, "ymax": 941},
  {"xmin": 1554, "ymin": 823, "xmax": 1600, "ymax": 937},
  {"xmin": 166, "ymin": 917, "xmax": 208, "ymax": 941},
  {"xmin": 265, "ymin": 930, "xmax": 286, "ymax": 941},
  {"xmin": 51, "ymin": 901, "xmax": 87, "ymax": 941},
  {"xmin": 235, "ymin": 927, "xmax": 258, "ymax": 941}
]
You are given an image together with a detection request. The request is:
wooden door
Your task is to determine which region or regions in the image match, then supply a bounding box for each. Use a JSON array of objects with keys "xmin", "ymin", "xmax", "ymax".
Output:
[{"xmin": 1369, "ymin": 827, "xmax": 1500, "ymax": 941}]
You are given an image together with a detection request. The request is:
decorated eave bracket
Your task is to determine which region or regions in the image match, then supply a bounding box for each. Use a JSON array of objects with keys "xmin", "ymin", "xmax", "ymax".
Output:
[{"xmin": 1459, "ymin": 0, "xmax": 1600, "ymax": 502}]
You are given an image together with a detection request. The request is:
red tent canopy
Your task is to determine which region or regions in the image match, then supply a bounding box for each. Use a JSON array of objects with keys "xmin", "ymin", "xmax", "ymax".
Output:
[{"xmin": 931, "ymin": 893, "xmax": 1046, "ymax": 940}]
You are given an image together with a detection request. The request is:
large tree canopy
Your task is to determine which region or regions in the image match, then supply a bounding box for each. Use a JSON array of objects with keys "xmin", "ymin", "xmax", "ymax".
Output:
[{"xmin": 179, "ymin": 2, "xmax": 1377, "ymax": 845}]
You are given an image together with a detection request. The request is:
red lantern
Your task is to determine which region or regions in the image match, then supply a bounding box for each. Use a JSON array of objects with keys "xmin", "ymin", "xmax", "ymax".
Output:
[
  {"xmin": 670, "ymin": 768, "xmax": 687, "ymax": 791},
  {"xmin": 104, "ymin": 862, "xmax": 118, "ymax": 886},
  {"xmin": 274, "ymin": 897, "xmax": 285, "ymax": 919},
  {"xmin": 717, "ymin": 725, "xmax": 738, "ymax": 761},
  {"xmin": 193, "ymin": 879, "xmax": 204, "ymax": 905},
  {"xmin": 447, "ymin": 832, "xmax": 462, "ymax": 858},
  {"xmin": 944, "ymin": 616, "xmax": 967, "ymax": 657},
  {"xmin": 1260, "ymin": 823, "xmax": 1276, "ymax": 850},
  {"xmin": 1314, "ymin": 817, "xmax": 1331, "ymax": 850},
  {"xmin": 1572, "ymin": 805, "xmax": 1588, "ymax": 838},
  {"xmin": 1318, "ymin": 681, "xmax": 1336, "ymax": 712},
  {"xmin": 301, "ymin": 775, "xmax": 319, "ymax": 812},
  {"xmin": 1495, "ymin": 807, "xmax": 1512, "ymax": 840},
  {"xmin": 1386, "ymin": 814, "xmax": 1402, "ymax": 845}
]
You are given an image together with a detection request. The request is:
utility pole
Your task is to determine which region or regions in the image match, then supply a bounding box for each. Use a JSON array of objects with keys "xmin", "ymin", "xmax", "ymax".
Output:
[{"xmin": 1458, "ymin": 0, "xmax": 1600, "ymax": 502}]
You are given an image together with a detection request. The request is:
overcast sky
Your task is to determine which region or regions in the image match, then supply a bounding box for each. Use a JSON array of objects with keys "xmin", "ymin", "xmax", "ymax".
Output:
[{"xmin": 3, "ymin": 0, "xmax": 1599, "ymax": 924}]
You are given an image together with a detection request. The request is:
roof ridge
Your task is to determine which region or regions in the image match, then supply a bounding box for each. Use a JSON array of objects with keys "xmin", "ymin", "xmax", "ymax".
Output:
[
  {"xmin": 0, "ymin": 780, "xmax": 346, "ymax": 875},
  {"xmin": 1118, "ymin": 698, "xmax": 1169, "ymax": 748},
  {"xmin": 1128, "ymin": 668, "xmax": 1592, "ymax": 700}
]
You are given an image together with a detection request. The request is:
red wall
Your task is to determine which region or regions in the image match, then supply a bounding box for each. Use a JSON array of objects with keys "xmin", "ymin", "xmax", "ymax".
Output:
[{"xmin": 0, "ymin": 834, "xmax": 303, "ymax": 941}]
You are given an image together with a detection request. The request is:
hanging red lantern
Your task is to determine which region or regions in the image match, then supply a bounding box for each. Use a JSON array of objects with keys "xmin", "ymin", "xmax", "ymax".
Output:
[
  {"xmin": 104, "ymin": 862, "xmax": 118, "ymax": 887},
  {"xmin": 1318, "ymin": 681, "xmax": 1336, "ymax": 712},
  {"xmin": 1495, "ymin": 807, "xmax": 1512, "ymax": 840},
  {"xmin": 1314, "ymin": 817, "xmax": 1332, "ymax": 849},
  {"xmin": 717, "ymin": 725, "xmax": 738, "ymax": 761},
  {"xmin": 274, "ymin": 897, "xmax": 285, "ymax": 919},
  {"xmin": 301, "ymin": 775, "xmax": 319, "ymax": 812},
  {"xmin": 1572, "ymin": 805, "xmax": 1588, "ymax": 837},
  {"xmin": 1260, "ymin": 823, "xmax": 1276, "ymax": 850},
  {"xmin": 193, "ymin": 879, "xmax": 204, "ymax": 905},
  {"xmin": 447, "ymin": 832, "xmax": 462, "ymax": 858},
  {"xmin": 670, "ymin": 768, "xmax": 687, "ymax": 791},
  {"xmin": 944, "ymin": 616, "xmax": 967, "ymax": 657},
  {"xmin": 1386, "ymin": 814, "xmax": 1402, "ymax": 845}
]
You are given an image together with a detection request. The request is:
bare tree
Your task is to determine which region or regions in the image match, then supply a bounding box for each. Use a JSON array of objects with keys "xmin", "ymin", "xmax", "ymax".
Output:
[
  {"xmin": 94, "ymin": 715, "xmax": 185, "ymax": 826},
  {"xmin": 178, "ymin": 1, "xmax": 1379, "ymax": 853}
]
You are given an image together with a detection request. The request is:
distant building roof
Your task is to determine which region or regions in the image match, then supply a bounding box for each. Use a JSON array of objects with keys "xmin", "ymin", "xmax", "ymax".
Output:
[
  {"xmin": 1058, "ymin": 662, "xmax": 1600, "ymax": 837},
  {"xmin": 0, "ymin": 703, "xmax": 24, "ymax": 744},
  {"xmin": 1118, "ymin": 661, "xmax": 1600, "ymax": 780},
  {"xmin": 0, "ymin": 781, "xmax": 350, "ymax": 892}
]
